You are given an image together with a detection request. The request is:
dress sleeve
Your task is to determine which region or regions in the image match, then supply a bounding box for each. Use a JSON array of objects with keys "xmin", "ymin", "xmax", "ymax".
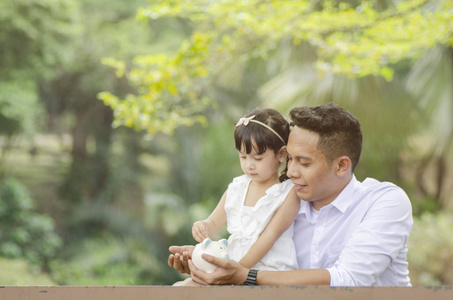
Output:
[{"xmin": 326, "ymin": 188, "xmax": 413, "ymax": 286}]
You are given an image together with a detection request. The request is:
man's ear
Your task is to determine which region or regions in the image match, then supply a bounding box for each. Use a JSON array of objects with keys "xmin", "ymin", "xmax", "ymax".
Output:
[
  {"xmin": 335, "ymin": 156, "xmax": 351, "ymax": 176},
  {"xmin": 277, "ymin": 146, "xmax": 288, "ymax": 163}
]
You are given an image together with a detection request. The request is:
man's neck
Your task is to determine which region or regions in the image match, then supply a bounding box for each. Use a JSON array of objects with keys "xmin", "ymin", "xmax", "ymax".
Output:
[{"xmin": 312, "ymin": 174, "xmax": 353, "ymax": 211}]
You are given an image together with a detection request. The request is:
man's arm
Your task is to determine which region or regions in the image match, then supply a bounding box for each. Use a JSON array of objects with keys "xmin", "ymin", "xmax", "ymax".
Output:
[
  {"xmin": 258, "ymin": 268, "xmax": 330, "ymax": 285},
  {"xmin": 168, "ymin": 245, "xmax": 195, "ymax": 274},
  {"xmin": 327, "ymin": 188, "xmax": 413, "ymax": 286},
  {"xmin": 190, "ymin": 254, "xmax": 330, "ymax": 285}
]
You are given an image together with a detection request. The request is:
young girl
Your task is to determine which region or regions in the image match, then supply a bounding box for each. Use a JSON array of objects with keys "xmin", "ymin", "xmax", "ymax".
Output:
[{"xmin": 177, "ymin": 108, "xmax": 300, "ymax": 285}]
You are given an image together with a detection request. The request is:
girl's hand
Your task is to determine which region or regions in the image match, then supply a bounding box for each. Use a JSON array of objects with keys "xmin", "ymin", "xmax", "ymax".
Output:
[{"xmin": 192, "ymin": 220, "xmax": 210, "ymax": 242}]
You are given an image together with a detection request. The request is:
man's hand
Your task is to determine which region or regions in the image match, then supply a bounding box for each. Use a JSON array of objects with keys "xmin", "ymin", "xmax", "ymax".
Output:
[
  {"xmin": 189, "ymin": 254, "xmax": 249, "ymax": 285},
  {"xmin": 168, "ymin": 245, "xmax": 194, "ymax": 274}
]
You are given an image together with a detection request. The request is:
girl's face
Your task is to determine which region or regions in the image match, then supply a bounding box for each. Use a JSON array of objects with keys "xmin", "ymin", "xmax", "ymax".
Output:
[{"xmin": 238, "ymin": 141, "xmax": 285, "ymax": 186}]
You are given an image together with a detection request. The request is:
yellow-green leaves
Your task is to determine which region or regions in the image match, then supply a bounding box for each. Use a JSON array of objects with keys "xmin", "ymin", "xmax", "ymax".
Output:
[
  {"xmin": 99, "ymin": 32, "xmax": 213, "ymax": 134},
  {"xmin": 102, "ymin": 0, "xmax": 453, "ymax": 133}
]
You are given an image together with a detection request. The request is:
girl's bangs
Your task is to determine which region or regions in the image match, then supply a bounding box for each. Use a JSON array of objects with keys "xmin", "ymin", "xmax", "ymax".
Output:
[{"xmin": 235, "ymin": 125, "xmax": 271, "ymax": 155}]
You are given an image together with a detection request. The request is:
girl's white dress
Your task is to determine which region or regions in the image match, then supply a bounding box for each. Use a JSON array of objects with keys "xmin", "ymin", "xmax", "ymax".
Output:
[{"xmin": 224, "ymin": 174, "xmax": 298, "ymax": 271}]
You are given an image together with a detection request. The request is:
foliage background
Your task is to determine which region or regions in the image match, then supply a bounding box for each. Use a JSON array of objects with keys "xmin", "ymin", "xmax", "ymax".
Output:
[{"xmin": 0, "ymin": 0, "xmax": 452, "ymax": 285}]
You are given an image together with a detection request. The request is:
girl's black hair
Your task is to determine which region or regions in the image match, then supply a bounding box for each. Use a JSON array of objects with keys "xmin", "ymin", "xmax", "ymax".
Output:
[{"xmin": 234, "ymin": 108, "xmax": 290, "ymax": 182}]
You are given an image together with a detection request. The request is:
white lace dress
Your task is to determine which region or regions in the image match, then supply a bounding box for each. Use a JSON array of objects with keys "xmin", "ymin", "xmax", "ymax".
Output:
[{"xmin": 224, "ymin": 175, "xmax": 298, "ymax": 271}]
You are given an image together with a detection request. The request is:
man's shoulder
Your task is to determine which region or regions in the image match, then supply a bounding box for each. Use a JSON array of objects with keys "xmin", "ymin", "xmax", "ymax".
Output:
[
  {"xmin": 356, "ymin": 177, "xmax": 411, "ymax": 208},
  {"xmin": 359, "ymin": 177, "xmax": 403, "ymax": 193}
]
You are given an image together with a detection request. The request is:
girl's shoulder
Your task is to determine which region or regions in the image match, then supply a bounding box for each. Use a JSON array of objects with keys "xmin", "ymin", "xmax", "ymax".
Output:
[
  {"xmin": 266, "ymin": 179, "xmax": 294, "ymax": 197},
  {"xmin": 226, "ymin": 174, "xmax": 251, "ymax": 193}
]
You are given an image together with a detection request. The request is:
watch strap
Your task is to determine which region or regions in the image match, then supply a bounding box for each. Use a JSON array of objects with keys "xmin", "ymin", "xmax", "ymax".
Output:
[{"xmin": 242, "ymin": 268, "xmax": 258, "ymax": 286}]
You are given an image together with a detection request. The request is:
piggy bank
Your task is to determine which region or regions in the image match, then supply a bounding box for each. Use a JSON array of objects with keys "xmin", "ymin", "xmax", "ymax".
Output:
[{"xmin": 192, "ymin": 238, "xmax": 229, "ymax": 273}]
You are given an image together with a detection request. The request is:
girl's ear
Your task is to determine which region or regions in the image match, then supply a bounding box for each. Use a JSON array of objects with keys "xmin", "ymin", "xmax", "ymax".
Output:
[{"xmin": 277, "ymin": 146, "xmax": 288, "ymax": 163}]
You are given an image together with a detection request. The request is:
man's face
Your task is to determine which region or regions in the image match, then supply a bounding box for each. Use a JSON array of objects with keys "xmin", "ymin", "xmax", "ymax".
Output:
[{"xmin": 286, "ymin": 126, "xmax": 339, "ymax": 210}]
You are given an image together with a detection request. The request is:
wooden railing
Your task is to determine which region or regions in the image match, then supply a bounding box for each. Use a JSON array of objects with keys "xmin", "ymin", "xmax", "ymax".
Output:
[{"xmin": 0, "ymin": 286, "xmax": 452, "ymax": 300}]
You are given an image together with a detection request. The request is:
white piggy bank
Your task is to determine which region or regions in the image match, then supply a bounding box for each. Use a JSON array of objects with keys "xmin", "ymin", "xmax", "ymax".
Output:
[{"xmin": 192, "ymin": 238, "xmax": 229, "ymax": 273}]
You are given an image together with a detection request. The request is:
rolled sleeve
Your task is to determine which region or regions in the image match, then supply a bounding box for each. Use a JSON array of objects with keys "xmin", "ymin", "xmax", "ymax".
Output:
[{"xmin": 327, "ymin": 265, "xmax": 356, "ymax": 286}]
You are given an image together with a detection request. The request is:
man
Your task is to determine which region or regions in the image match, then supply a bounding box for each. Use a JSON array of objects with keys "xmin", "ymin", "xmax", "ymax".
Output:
[{"xmin": 169, "ymin": 103, "xmax": 413, "ymax": 286}]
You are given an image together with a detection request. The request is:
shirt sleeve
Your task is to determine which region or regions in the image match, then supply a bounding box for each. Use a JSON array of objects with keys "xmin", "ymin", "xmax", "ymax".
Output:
[{"xmin": 326, "ymin": 188, "xmax": 413, "ymax": 286}]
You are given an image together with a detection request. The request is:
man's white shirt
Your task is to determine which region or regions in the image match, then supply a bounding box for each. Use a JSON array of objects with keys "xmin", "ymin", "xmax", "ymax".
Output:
[{"xmin": 293, "ymin": 175, "xmax": 413, "ymax": 286}]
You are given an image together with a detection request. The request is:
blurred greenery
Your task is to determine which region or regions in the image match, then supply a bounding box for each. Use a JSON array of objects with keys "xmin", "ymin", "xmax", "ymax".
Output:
[
  {"xmin": 0, "ymin": 258, "xmax": 56, "ymax": 285},
  {"xmin": 0, "ymin": 0, "xmax": 452, "ymax": 287},
  {"xmin": 0, "ymin": 178, "xmax": 61, "ymax": 269},
  {"xmin": 409, "ymin": 212, "xmax": 453, "ymax": 285}
]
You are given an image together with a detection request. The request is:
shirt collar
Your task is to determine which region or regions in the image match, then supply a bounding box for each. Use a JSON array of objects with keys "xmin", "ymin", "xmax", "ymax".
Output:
[
  {"xmin": 329, "ymin": 175, "xmax": 357, "ymax": 213},
  {"xmin": 298, "ymin": 200, "xmax": 314, "ymax": 223},
  {"xmin": 297, "ymin": 175, "xmax": 358, "ymax": 219}
]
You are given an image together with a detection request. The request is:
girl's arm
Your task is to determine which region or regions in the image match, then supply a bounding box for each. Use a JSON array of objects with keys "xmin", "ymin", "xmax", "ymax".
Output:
[
  {"xmin": 192, "ymin": 191, "xmax": 228, "ymax": 242},
  {"xmin": 239, "ymin": 188, "xmax": 300, "ymax": 269}
]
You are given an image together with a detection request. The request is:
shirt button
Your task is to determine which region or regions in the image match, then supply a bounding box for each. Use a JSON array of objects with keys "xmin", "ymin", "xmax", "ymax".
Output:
[{"xmin": 312, "ymin": 248, "xmax": 319, "ymax": 254}]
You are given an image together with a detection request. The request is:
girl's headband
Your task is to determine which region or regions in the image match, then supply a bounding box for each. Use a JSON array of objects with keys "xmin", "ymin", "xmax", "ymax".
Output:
[{"xmin": 235, "ymin": 115, "xmax": 285, "ymax": 144}]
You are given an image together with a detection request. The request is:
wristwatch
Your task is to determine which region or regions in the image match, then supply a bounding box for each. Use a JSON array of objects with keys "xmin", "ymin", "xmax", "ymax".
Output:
[{"xmin": 242, "ymin": 269, "xmax": 259, "ymax": 286}]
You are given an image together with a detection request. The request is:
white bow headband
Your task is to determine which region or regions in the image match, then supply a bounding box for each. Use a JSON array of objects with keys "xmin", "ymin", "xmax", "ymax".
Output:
[{"xmin": 235, "ymin": 115, "xmax": 285, "ymax": 144}]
